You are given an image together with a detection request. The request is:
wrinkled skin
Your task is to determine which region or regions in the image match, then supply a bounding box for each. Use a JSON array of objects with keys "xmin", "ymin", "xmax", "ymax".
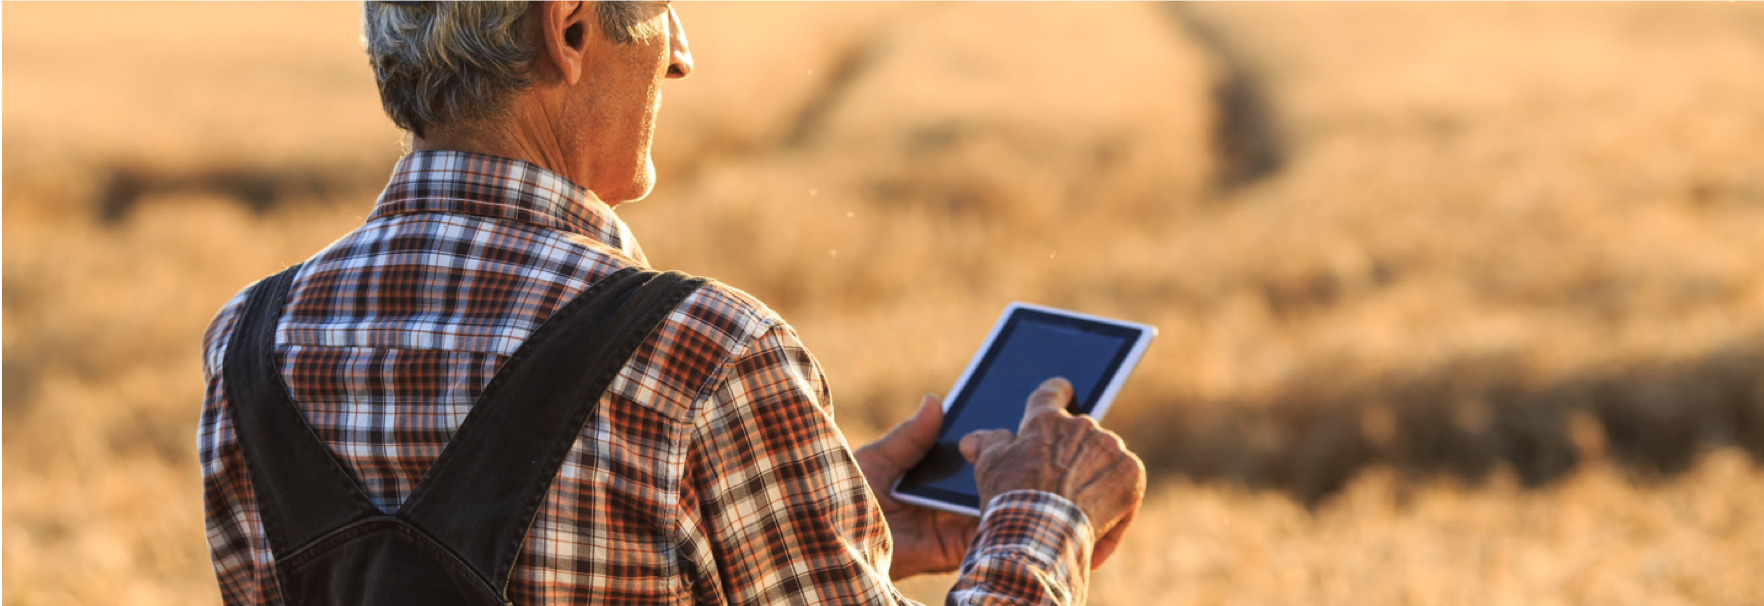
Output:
[{"xmin": 959, "ymin": 378, "xmax": 1146, "ymax": 569}]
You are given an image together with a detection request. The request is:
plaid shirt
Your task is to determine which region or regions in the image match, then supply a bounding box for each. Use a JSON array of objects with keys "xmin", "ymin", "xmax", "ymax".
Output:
[{"xmin": 199, "ymin": 151, "xmax": 1092, "ymax": 606}]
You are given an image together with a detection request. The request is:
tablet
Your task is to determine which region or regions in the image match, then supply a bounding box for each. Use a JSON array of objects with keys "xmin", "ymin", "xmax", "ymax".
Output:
[{"xmin": 891, "ymin": 302, "xmax": 1156, "ymax": 517}]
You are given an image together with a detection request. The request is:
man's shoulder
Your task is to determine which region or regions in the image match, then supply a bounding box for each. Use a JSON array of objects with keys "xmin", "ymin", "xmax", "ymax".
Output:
[
  {"xmin": 200, "ymin": 277, "xmax": 263, "ymax": 380},
  {"xmin": 663, "ymin": 276, "xmax": 791, "ymax": 364},
  {"xmin": 616, "ymin": 275, "xmax": 806, "ymax": 419}
]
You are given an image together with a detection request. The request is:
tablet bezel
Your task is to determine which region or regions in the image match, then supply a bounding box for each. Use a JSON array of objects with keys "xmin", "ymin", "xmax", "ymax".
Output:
[{"xmin": 889, "ymin": 302, "xmax": 1156, "ymax": 517}]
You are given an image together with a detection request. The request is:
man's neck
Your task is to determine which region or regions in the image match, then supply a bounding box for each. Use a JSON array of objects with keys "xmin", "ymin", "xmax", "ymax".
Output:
[{"xmin": 410, "ymin": 99, "xmax": 605, "ymax": 204}]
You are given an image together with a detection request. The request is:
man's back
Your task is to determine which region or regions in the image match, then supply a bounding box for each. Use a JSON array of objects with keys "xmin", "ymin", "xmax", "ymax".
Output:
[
  {"xmin": 200, "ymin": 151, "xmax": 1093, "ymax": 605},
  {"xmin": 203, "ymin": 151, "xmax": 849, "ymax": 604}
]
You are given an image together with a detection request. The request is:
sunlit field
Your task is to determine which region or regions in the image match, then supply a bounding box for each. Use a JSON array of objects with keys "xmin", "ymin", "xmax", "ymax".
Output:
[{"xmin": 5, "ymin": 3, "xmax": 1764, "ymax": 605}]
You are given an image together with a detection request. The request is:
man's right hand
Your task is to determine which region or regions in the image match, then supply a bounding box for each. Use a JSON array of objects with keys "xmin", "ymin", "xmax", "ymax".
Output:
[{"xmin": 958, "ymin": 377, "xmax": 1146, "ymax": 570}]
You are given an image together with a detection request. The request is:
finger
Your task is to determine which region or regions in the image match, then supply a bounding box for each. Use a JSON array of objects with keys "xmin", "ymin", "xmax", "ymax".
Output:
[
  {"xmin": 1092, "ymin": 535, "xmax": 1121, "ymax": 571},
  {"xmin": 856, "ymin": 394, "xmax": 944, "ymax": 474},
  {"xmin": 1090, "ymin": 506, "xmax": 1135, "ymax": 570},
  {"xmin": 1019, "ymin": 377, "xmax": 1075, "ymax": 433},
  {"xmin": 1091, "ymin": 451, "xmax": 1147, "ymax": 523},
  {"xmin": 1065, "ymin": 426, "xmax": 1125, "ymax": 479},
  {"xmin": 959, "ymin": 429, "xmax": 1013, "ymax": 463}
]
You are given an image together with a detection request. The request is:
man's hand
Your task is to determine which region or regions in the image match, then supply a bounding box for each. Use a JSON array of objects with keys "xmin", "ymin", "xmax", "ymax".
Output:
[
  {"xmin": 959, "ymin": 378, "xmax": 1146, "ymax": 570},
  {"xmin": 854, "ymin": 395, "xmax": 980, "ymax": 580}
]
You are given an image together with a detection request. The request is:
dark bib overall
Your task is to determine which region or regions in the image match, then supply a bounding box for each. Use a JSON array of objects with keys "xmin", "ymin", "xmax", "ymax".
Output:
[{"xmin": 224, "ymin": 265, "xmax": 707, "ymax": 606}]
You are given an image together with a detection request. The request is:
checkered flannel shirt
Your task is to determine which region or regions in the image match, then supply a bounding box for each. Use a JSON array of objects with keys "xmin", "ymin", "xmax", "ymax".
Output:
[{"xmin": 199, "ymin": 151, "xmax": 1093, "ymax": 606}]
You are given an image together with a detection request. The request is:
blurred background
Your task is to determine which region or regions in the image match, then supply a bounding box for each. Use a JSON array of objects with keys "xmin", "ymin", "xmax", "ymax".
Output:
[{"xmin": 5, "ymin": 2, "xmax": 1764, "ymax": 604}]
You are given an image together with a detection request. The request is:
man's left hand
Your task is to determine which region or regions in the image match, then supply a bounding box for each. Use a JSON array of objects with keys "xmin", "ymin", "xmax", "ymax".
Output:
[{"xmin": 854, "ymin": 395, "xmax": 980, "ymax": 580}]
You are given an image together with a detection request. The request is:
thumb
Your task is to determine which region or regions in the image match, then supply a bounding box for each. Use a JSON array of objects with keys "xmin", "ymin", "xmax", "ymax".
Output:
[
  {"xmin": 858, "ymin": 394, "xmax": 943, "ymax": 472},
  {"xmin": 959, "ymin": 429, "xmax": 1014, "ymax": 464},
  {"xmin": 890, "ymin": 394, "xmax": 943, "ymax": 459},
  {"xmin": 904, "ymin": 394, "xmax": 943, "ymax": 445}
]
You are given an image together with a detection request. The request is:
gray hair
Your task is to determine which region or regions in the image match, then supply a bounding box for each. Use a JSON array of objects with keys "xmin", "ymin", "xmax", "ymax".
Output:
[{"xmin": 362, "ymin": 2, "xmax": 662, "ymax": 138}]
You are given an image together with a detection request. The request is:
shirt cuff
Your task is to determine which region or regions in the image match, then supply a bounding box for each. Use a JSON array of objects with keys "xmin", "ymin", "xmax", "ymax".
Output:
[{"xmin": 956, "ymin": 490, "xmax": 1094, "ymax": 605}]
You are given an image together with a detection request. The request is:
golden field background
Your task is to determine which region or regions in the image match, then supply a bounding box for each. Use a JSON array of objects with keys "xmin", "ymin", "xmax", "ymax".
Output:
[{"xmin": 5, "ymin": 2, "xmax": 1764, "ymax": 604}]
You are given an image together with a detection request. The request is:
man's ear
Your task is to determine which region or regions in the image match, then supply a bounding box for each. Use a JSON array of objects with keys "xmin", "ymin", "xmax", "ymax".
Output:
[{"xmin": 540, "ymin": 1, "xmax": 593, "ymax": 85}]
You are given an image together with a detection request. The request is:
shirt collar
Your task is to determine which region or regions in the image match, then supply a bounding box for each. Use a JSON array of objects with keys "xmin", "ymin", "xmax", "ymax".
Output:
[{"xmin": 370, "ymin": 150, "xmax": 641, "ymax": 258}]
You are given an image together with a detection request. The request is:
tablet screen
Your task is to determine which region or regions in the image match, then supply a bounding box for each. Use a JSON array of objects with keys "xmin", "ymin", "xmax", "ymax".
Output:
[{"xmin": 895, "ymin": 308, "xmax": 1143, "ymax": 510}]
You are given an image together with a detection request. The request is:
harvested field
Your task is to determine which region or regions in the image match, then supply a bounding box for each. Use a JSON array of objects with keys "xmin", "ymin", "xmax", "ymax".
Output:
[{"xmin": 5, "ymin": 3, "xmax": 1763, "ymax": 605}]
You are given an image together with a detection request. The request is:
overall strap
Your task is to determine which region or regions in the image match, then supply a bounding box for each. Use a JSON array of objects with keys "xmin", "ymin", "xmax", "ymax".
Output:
[
  {"xmin": 399, "ymin": 268, "xmax": 708, "ymax": 592},
  {"xmin": 223, "ymin": 263, "xmax": 382, "ymax": 557}
]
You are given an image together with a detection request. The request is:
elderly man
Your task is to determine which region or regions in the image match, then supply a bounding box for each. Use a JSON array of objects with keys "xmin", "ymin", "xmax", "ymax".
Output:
[{"xmin": 199, "ymin": 3, "xmax": 1144, "ymax": 605}]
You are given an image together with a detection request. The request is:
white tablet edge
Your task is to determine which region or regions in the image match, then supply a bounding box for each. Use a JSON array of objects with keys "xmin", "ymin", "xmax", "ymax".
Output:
[{"xmin": 889, "ymin": 302, "xmax": 1158, "ymax": 518}]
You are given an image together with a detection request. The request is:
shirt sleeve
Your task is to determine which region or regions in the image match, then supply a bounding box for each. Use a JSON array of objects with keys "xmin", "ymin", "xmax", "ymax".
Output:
[
  {"xmin": 198, "ymin": 289, "xmax": 282, "ymax": 606},
  {"xmin": 675, "ymin": 322, "xmax": 1093, "ymax": 606}
]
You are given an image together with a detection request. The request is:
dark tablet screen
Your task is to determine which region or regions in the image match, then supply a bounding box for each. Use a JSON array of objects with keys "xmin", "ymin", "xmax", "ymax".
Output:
[{"xmin": 896, "ymin": 308, "xmax": 1142, "ymax": 510}]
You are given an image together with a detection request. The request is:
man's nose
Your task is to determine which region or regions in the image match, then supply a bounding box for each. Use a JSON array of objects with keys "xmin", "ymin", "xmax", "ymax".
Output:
[{"xmin": 666, "ymin": 6, "xmax": 692, "ymax": 79}]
